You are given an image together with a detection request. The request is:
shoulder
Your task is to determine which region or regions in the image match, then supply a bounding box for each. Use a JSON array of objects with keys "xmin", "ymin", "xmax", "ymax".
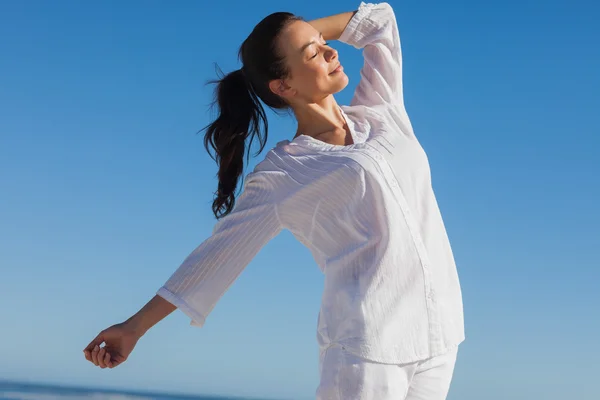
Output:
[
  {"xmin": 249, "ymin": 149, "xmax": 289, "ymax": 179},
  {"xmin": 243, "ymin": 150, "xmax": 294, "ymax": 197},
  {"xmin": 341, "ymin": 103, "xmax": 391, "ymax": 137}
]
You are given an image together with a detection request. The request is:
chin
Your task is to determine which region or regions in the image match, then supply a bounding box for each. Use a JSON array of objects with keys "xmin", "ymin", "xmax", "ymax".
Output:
[{"xmin": 331, "ymin": 73, "xmax": 350, "ymax": 94}]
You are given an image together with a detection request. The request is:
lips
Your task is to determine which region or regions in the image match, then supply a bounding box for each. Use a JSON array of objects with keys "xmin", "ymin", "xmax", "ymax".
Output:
[{"xmin": 329, "ymin": 64, "xmax": 343, "ymax": 74}]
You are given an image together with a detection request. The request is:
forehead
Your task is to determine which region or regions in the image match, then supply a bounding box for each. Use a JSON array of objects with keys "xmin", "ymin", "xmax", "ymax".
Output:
[{"xmin": 278, "ymin": 20, "xmax": 321, "ymax": 55}]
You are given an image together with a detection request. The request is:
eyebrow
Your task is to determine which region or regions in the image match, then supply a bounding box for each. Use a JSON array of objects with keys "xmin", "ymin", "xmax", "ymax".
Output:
[{"xmin": 300, "ymin": 32, "xmax": 324, "ymax": 54}]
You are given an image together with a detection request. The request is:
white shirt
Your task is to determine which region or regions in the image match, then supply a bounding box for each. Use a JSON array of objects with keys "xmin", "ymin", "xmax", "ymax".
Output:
[{"xmin": 157, "ymin": 1, "xmax": 465, "ymax": 364}]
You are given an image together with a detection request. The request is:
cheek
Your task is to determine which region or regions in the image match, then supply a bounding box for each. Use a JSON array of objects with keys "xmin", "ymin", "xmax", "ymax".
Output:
[
  {"xmin": 291, "ymin": 62, "xmax": 341, "ymax": 97},
  {"xmin": 313, "ymin": 63, "xmax": 336, "ymax": 89},
  {"xmin": 316, "ymin": 62, "xmax": 332, "ymax": 79},
  {"xmin": 293, "ymin": 65, "xmax": 326, "ymax": 91}
]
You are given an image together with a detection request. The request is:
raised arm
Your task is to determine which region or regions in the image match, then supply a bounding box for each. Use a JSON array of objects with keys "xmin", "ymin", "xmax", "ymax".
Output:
[
  {"xmin": 308, "ymin": 10, "xmax": 357, "ymax": 41},
  {"xmin": 338, "ymin": 2, "xmax": 405, "ymax": 110}
]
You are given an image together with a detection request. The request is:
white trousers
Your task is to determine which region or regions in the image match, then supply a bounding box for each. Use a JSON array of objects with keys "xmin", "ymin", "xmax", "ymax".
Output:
[{"xmin": 316, "ymin": 345, "xmax": 458, "ymax": 400}]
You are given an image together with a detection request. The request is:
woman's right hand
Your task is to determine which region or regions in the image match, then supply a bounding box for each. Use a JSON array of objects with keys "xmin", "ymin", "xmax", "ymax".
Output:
[{"xmin": 83, "ymin": 321, "xmax": 142, "ymax": 369}]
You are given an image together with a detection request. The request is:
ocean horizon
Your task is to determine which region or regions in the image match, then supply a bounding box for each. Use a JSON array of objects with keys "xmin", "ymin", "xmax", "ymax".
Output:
[{"xmin": 0, "ymin": 381, "xmax": 283, "ymax": 400}]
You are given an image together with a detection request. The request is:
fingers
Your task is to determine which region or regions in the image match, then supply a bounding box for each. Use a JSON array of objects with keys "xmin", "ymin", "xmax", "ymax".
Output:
[
  {"xmin": 83, "ymin": 349, "xmax": 92, "ymax": 362},
  {"xmin": 98, "ymin": 347, "xmax": 107, "ymax": 368},
  {"xmin": 84, "ymin": 330, "xmax": 108, "ymax": 368},
  {"xmin": 83, "ymin": 344, "xmax": 116, "ymax": 368},
  {"xmin": 83, "ymin": 327, "xmax": 125, "ymax": 369},
  {"xmin": 84, "ymin": 331, "xmax": 105, "ymax": 353},
  {"xmin": 99, "ymin": 347, "xmax": 113, "ymax": 369},
  {"xmin": 91, "ymin": 345, "xmax": 100, "ymax": 366}
]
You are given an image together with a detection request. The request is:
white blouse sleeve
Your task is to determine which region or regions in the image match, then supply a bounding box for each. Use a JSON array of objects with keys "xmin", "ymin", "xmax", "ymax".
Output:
[
  {"xmin": 339, "ymin": 2, "xmax": 404, "ymax": 109},
  {"xmin": 156, "ymin": 172, "xmax": 283, "ymax": 327}
]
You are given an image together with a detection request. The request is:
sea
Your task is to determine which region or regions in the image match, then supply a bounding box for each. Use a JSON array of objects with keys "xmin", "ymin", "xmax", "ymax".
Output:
[{"xmin": 0, "ymin": 381, "xmax": 276, "ymax": 400}]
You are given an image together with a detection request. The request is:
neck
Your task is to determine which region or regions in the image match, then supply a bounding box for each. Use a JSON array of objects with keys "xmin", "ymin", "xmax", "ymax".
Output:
[{"xmin": 292, "ymin": 95, "xmax": 344, "ymax": 139}]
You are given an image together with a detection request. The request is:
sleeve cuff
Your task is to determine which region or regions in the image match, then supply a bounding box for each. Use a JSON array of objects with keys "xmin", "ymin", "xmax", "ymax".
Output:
[
  {"xmin": 338, "ymin": 2, "xmax": 375, "ymax": 47},
  {"xmin": 157, "ymin": 286, "xmax": 206, "ymax": 327}
]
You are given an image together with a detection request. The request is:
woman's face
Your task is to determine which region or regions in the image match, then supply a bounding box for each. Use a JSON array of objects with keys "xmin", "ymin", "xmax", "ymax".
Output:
[{"xmin": 271, "ymin": 20, "xmax": 349, "ymax": 104}]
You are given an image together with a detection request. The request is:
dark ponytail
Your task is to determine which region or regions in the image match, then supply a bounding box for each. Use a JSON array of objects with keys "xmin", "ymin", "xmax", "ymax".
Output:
[
  {"xmin": 203, "ymin": 67, "xmax": 268, "ymax": 219},
  {"xmin": 202, "ymin": 11, "xmax": 303, "ymax": 219}
]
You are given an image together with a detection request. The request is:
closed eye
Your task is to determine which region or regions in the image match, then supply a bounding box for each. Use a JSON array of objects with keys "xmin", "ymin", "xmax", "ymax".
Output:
[{"xmin": 311, "ymin": 42, "xmax": 329, "ymax": 59}]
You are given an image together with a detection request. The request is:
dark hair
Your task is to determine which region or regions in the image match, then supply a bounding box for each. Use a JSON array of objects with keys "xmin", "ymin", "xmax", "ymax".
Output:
[{"xmin": 202, "ymin": 11, "xmax": 303, "ymax": 219}]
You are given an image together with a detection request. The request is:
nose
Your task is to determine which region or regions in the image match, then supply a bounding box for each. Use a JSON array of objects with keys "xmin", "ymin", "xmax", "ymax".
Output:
[{"xmin": 324, "ymin": 47, "xmax": 338, "ymax": 63}]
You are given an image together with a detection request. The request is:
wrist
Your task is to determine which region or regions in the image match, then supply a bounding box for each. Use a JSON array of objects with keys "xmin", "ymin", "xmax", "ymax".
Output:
[
  {"xmin": 124, "ymin": 314, "xmax": 149, "ymax": 337},
  {"xmin": 124, "ymin": 294, "xmax": 177, "ymax": 337}
]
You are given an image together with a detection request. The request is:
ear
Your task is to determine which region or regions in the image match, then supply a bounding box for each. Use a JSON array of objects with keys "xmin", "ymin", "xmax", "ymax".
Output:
[{"xmin": 268, "ymin": 78, "xmax": 296, "ymax": 99}]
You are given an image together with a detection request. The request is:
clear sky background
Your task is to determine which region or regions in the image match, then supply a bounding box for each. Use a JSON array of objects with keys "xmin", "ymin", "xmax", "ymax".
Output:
[{"xmin": 1, "ymin": 0, "xmax": 598, "ymax": 399}]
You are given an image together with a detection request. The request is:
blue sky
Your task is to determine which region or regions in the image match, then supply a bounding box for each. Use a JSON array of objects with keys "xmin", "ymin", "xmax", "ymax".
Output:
[{"xmin": 0, "ymin": 0, "xmax": 598, "ymax": 399}]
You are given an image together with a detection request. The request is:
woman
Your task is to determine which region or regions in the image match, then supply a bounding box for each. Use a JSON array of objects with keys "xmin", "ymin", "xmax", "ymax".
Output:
[{"xmin": 84, "ymin": 2, "xmax": 465, "ymax": 399}]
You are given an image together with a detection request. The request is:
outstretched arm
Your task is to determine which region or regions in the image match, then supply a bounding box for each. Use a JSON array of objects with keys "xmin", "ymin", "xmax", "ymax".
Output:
[
  {"xmin": 126, "ymin": 294, "xmax": 177, "ymax": 336},
  {"xmin": 83, "ymin": 295, "xmax": 176, "ymax": 369},
  {"xmin": 83, "ymin": 172, "xmax": 282, "ymax": 369},
  {"xmin": 156, "ymin": 172, "xmax": 283, "ymax": 328}
]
